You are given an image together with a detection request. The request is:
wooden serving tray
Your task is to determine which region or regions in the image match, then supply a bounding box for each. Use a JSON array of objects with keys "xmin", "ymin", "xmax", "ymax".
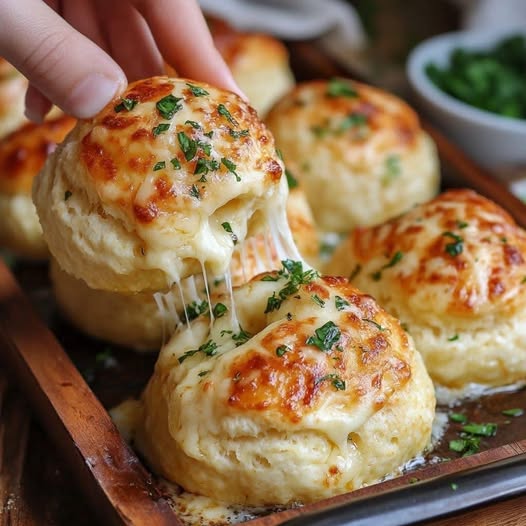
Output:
[{"xmin": 1, "ymin": 41, "xmax": 526, "ymax": 526}]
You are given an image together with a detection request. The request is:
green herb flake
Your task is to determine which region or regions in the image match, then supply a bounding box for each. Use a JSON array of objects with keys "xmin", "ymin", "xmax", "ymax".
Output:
[
  {"xmin": 194, "ymin": 157, "xmax": 219, "ymax": 180},
  {"xmin": 450, "ymin": 413, "xmax": 468, "ymax": 424},
  {"xmin": 442, "ymin": 231, "xmax": 464, "ymax": 257},
  {"xmin": 189, "ymin": 184, "xmax": 201, "ymax": 199},
  {"xmin": 316, "ymin": 373, "xmax": 346, "ymax": 390},
  {"xmin": 382, "ymin": 154, "xmax": 402, "ymax": 185},
  {"xmin": 217, "ymin": 103, "xmax": 237, "ymax": 125},
  {"xmin": 229, "ymin": 128, "xmax": 249, "ymax": 139},
  {"xmin": 409, "ymin": 477, "xmax": 419, "ymax": 485},
  {"xmin": 204, "ymin": 130, "xmax": 214, "ymax": 138},
  {"xmin": 153, "ymin": 161, "xmax": 166, "ymax": 171},
  {"xmin": 156, "ymin": 94, "xmax": 183, "ymax": 119},
  {"xmin": 448, "ymin": 334, "xmax": 460, "ymax": 342},
  {"xmin": 185, "ymin": 120, "xmax": 201, "ymax": 130},
  {"xmin": 186, "ymin": 300, "xmax": 209, "ymax": 321},
  {"xmin": 461, "ymin": 423, "xmax": 497, "ymax": 437},
  {"xmin": 502, "ymin": 408, "xmax": 524, "ymax": 417},
  {"xmin": 456, "ymin": 220, "xmax": 469, "ymax": 229},
  {"xmin": 177, "ymin": 132, "xmax": 198, "ymax": 161},
  {"xmin": 285, "ymin": 168, "xmax": 298, "ymax": 189},
  {"xmin": 338, "ymin": 112, "xmax": 367, "ymax": 133},
  {"xmin": 306, "ymin": 321, "xmax": 341, "ymax": 352},
  {"xmin": 221, "ymin": 157, "xmax": 241, "ymax": 181},
  {"xmin": 179, "ymin": 340, "xmax": 218, "ymax": 363},
  {"xmin": 152, "ymin": 123, "xmax": 170, "ymax": 137},
  {"xmin": 276, "ymin": 345, "xmax": 290, "ymax": 357},
  {"xmin": 114, "ymin": 97, "xmax": 138, "ymax": 112},
  {"xmin": 212, "ymin": 303, "xmax": 228, "ymax": 318},
  {"xmin": 170, "ymin": 157, "xmax": 181, "ymax": 170},
  {"xmin": 198, "ymin": 370, "xmax": 210, "ymax": 377},
  {"xmin": 311, "ymin": 125, "xmax": 330, "ymax": 138},
  {"xmin": 371, "ymin": 251, "xmax": 403, "ymax": 281},
  {"xmin": 232, "ymin": 327, "xmax": 252, "ymax": 347},
  {"xmin": 335, "ymin": 295, "xmax": 350, "ymax": 311},
  {"xmin": 64, "ymin": 190, "xmax": 72, "ymax": 201},
  {"xmin": 186, "ymin": 83, "xmax": 209, "ymax": 97},
  {"xmin": 401, "ymin": 322, "xmax": 410, "ymax": 332},
  {"xmin": 311, "ymin": 294, "xmax": 325, "ymax": 308},
  {"xmin": 450, "ymin": 483, "xmax": 458, "ymax": 491},
  {"xmin": 221, "ymin": 222, "xmax": 238, "ymax": 245},
  {"xmin": 95, "ymin": 347, "xmax": 115, "ymax": 367},
  {"xmin": 326, "ymin": 78, "xmax": 358, "ymax": 98},
  {"xmin": 264, "ymin": 260, "xmax": 319, "ymax": 313}
]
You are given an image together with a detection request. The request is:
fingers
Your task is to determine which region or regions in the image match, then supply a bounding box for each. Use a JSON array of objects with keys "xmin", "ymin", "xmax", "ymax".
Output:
[
  {"xmin": 25, "ymin": 84, "xmax": 52, "ymax": 122},
  {"xmin": 0, "ymin": 0, "xmax": 126, "ymax": 118},
  {"xmin": 134, "ymin": 0, "xmax": 244, "ymax": 97},
  {"xmin": 94, "ymin": 0, "xmax": 164, "ymax": 82}
]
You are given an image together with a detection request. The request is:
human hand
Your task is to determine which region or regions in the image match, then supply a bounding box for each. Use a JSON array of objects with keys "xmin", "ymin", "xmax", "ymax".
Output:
[{"xmin": 0, "ymin": 0, "xmax": 241, "ymax": 121}]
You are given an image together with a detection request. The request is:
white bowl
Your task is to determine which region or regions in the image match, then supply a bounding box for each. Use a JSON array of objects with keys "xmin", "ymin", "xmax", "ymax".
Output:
[{"xmin": 407, "ymin": 28, "xmax": 526, "ymax": 169}]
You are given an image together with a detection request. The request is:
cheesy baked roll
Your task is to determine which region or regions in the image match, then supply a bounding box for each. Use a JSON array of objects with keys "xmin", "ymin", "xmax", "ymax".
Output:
[
  {"xmin": 136, "ymin": 262, "xmax": 435, "ymax": 505},
  {"xmin": 0, "ymin": 115, "xmax": 76, "ymax": 258},
  {"xmin": 33, "ymin": 76, "xmax": 291, "ymax": 293},
  {"xmin": 50, "ymin": 184, "xmax": 318, "ymax": 350},
  {"xmin": 266, "ymin": 78, "xmax": 440, "ymax": 232},
  {"xmin": 0, "ymin": 58, "xmax": 27, "ymax": 140},
  {"xmin": 327, "ymin": 189, "xmax": 526, "ymax": 389},
  {"xmin": 210, "ymin": 19, "xmax": 295, "ymax": 116}
]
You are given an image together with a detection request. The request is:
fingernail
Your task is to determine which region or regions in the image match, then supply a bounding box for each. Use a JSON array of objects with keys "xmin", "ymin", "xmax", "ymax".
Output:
[{"xmin": 67, "ymin": 74, "xmax": 123, "ymax": 119}]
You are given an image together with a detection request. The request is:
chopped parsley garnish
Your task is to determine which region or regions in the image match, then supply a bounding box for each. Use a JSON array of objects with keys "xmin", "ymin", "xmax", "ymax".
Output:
[
  {"xmin": 212, "ymin": 303, "xmax": 228, "ymax": 318},
  {"xmin": 229, "ymin": 128, "xmax": 249, "ymax": 139},
  {"xmin": 382, "ymin": 154, "xmax": 401, "ymax": 185},
  {"xmin": 185, "ymin": 120, "xmax": 201, "ymax": 130},
  {"xmin": 335, "ymin": 296, "xmax": 350, "ymax": 311},
  {"xmin": 153, "ymin": 161, "xmax": 166, "ymax": 171},
  {"xmin": 326, "ymin": 78, "xmax": 357, "ymax": 98},
  {"xmin": 442, "ymin": 231, "xmax": 464, "ymax": 257},
  {"xmin": 189, "ymin": 184, "xmax": 201, "ymax": 199},
  {"xmin": 502, "ymin": 408, "xmax": 524, "ymax": 417},
  {"xmin": 311, "ymin": 124, "xmax": 330, "ymax": 138},
  {"xmin": 456, "ymin": 220, "xmax": 469, "ymax": 229},
  {"xmin": 197, "ymin": 140, "xmax": 212, "ymax": 156},
  {"xmin": 338, "ymin": 113, "xmax": 367, "ymax": 133},
  {"xmin": 306, "ymin": 321, "xmax": 341, "ymax": 352},
  {"xmin": 170, "ymin": 157, "xmax": 181, "ymax": 169},
  {"xmin": 450, "ymin": 413, "xmax": 468, "ymax": 424},
  {"xmin": 114, "ymin": 97, "xmax": 137, "ymax": 112},
  {"xmin": 178, "ymin": 340, "xmax": 218, "ymax": 363},
  {"xmin": 449, "ymin": 436, "xmax": 481, "ymax": 456},
  {"xmin": 186, "ymin": 300, "xmax": 209, "ymax": 321},
  {"xmin": 204, "ymin": 130, "xmax": 214, "ymax": 138},
  {"xmin": 349, "ymin": 264, "xmax": 362, "ymax": 281},
  {"xmin": 371, "ymin": 251, "xmax": 403, "ymax": 281},
  {"xmin": 311, "ymin": 294, "xmax": 325, "ymax": 307},
  {"xmin": 218, "ymin": 103, "xmax": 237, "ymax": 125},
  {"xmin": 285, "ymin": 168, "xmax": 298, "ymax": 189},
  {"xmin": 221, "ymin": 222, "xmax": 238, "ymax": 245},
  {"xmin": 450, "ymin": 483, "xmax": 458, "ymax": 491},
  {"xmin": 316, "ymin": 373, "xmax": 346, "ymax": 390},
  {"xmin": 221, "ymin": 157, "xmax": 241, "ymax": 181},
  {"xmin": 276, "ymin": 345, "xmax": 290, "ymax": 357},
  {"xmin": 232, "ymin": 327, "xmax": 252, "ymax": 347},
  {"xmin": 198, "ymin": 370, "xmax": 210, "ymax": 377},
  {"xmin": 156, "ymin": 94, "xmax": 183, "ymax": 119},
  {"xmin": 362, "ymin": 318, "xmax": 386, "ymax": 331},
  {"xmin": 448, "ymin": 334, "xmax": 460, "ymax": 342},
  {"xmin": 152, "ymin": 123, "xmax": 170, "ymax": 136},
  {"xmin": 461, "ymin": 423, "xmax": 497, "ymax": 437},
  {"xmin": 177, "ymin": 132, "xmax": 198, "ymax": 161},
  {"xmin": 64, "ymin": 190, "xmax": 72, "ymax": 201},
  {"xmin": 264, "ymin": 260, "xmax": 319, "ymax": 313},
  {"xmin": 186, "ymin": 83, "xmax": 209, "ymax": 97},
  {"xmin": 194, "ymin": 158, "xmax": 219, "ymax": 180}
]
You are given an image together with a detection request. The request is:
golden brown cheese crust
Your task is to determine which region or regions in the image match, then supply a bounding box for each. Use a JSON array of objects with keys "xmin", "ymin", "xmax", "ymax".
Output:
[
  {"xmin": 137, "ymin": 268, "xmax": 434, "ymax": 505},
  {"xmin": 0, "ymin": 116, "xmax": 76, "ymax": 195},
  {"xmin": 79, "ymin": 77, "xmax": 281, "ymax": 224},
  {"xmin": 339, "ymin": 189, "xmax": 526, "ymax": 319}
]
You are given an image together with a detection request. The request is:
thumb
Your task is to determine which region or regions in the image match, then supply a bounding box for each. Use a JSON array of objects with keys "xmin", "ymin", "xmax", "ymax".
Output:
[{"xmin": 0, "ymin": 0, "xmax": 126, "ymax": 119}]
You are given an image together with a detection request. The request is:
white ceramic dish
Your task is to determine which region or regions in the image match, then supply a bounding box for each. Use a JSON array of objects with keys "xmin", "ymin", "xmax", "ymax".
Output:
[{"xmin": 407, "ymin": 27, "xmax": 526, "ymax": 170}]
